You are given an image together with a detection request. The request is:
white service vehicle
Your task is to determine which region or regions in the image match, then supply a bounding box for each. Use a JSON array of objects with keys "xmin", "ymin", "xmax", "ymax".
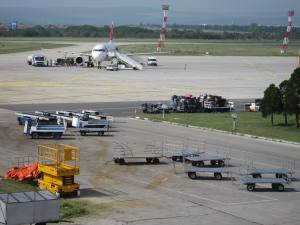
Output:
[
  {"xmin": 27, "ymin": 55, "xmax": 47, "ymax": 66},
  {"xmin": 147, "ymin": 56, "xmax": 157, "ymax": 66}
]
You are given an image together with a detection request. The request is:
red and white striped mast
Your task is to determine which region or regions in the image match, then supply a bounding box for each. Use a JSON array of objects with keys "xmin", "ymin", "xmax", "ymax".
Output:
[
  {"xmin": 280, "ymin": 10, "xmax": 294, "ymax": 54},
  {"xmin": 157, "ymin": 4, "xmax": 170, "ymax": 52}
]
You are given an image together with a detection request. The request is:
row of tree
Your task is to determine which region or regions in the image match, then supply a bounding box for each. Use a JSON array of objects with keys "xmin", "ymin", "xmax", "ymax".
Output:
[
  {"xmin": 261, "ymin": 68, "xmax": 300, "ymax": 127},
  {"xmin": 0, "ymin": 24, "xmax": 299, "ymax": 39}
]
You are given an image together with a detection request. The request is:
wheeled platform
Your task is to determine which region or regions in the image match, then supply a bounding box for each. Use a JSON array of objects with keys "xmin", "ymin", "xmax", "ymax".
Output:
[
  {"xmin": 185, "ymin": 166, "xmax": 230, "ymax": 180},
  {"xmin": 239, "ymin": 163, "xmax": 294, "ymax": 191},
  {"xmin": 185, "ymin": 153, "xmax": 229, "ymax": 167},
  {"xmin": 113, "ymin": 142, "xmax": 163, "ymax": 165}
]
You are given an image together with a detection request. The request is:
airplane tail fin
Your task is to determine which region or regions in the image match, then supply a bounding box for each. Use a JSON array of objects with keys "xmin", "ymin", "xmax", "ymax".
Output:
[{"xmin": 109, "ymin": 21, "xmax": 114, "ymax": 43}]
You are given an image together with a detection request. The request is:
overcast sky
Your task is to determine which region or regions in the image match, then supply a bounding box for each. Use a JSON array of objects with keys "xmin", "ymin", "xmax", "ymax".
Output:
[{"xmin": 0, "ymin": 0, "xmax": 299, "ymax": 25}]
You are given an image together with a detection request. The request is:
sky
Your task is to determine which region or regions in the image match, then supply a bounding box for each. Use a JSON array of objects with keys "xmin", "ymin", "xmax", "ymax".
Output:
[{"xmin": 0, "ymin": 0, "xmax": 299, "ymax": 26}]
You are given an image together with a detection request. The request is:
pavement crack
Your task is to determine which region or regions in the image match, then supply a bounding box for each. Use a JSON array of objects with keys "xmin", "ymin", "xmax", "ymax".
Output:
[{"xmin": 121, "ymin": 212, "xmax": 215, "ymax": 224}]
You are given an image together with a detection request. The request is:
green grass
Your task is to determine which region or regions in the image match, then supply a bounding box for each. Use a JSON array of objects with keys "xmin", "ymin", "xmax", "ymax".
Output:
[
  {"xmin": 0, "ymin": 42, "xmax": 73, "ymax": 54},
  {"xmin": 60, "ymin": 199, "xmax": 112, "ymax": 219},
  {"xmin": 0, "ymin": 178, "xmax": 37, "ymax": 193},
  {"xmin": 120, "ymin": 42, "xmax": 300, "ymax": 56},
  {"xmin": 140, "ymin": 112, "xmax": 300, "ymax": 143}
]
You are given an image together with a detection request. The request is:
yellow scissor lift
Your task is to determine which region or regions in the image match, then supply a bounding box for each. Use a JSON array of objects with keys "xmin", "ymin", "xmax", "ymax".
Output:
[{"xmin": 37, "ymin": 144, "xmax": 80, "ymax": 196}]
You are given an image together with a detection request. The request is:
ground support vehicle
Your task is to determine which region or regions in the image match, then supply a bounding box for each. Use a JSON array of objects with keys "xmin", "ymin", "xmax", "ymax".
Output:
[
  {"xmin": 0, "ymin": 190, "xmax": 59, "ymax": 225},
  {"xmin": 239, "ymin": 165, "xmax": 294, "ymax": 192},
  {"xmin": 113, "ymin": 142, "xmax": 163, "ymax": 165},
  {"xmin": 24, "ymin": 119, "xmax": 66, "ymax": 139},
  {"xmin": 37, "ymin": 144, "xmax": 80, "ymax": 196},
  {"xmin": 185, "ymin": 153, "xmax": 230, "ymax": 167},
  {"xmin": 79, "ymin": 120, "xmax": 109, "ymax": 136},
  {"xmin": 147, "ymin": 56, "xmax": 158, "ymax": 66},
  {"xmin": 184, "ymin": 165, "xmax": 231, "ymax": 180}
]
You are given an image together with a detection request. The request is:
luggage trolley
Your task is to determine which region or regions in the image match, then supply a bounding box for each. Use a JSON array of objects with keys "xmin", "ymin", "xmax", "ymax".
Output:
[
  {"xmin": 113, "ymin": 142, "xmax": 163, "ymax": 165},
  {"xmin": 240, "ymin": 162, "xmax": 294, "ymax": 192},
  {"xmin": 184, "ymin": 153, "xmax": 231, "ymax": 180}
]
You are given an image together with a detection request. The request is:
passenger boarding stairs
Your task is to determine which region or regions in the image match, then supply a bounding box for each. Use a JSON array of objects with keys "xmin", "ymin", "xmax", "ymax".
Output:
[{"xmin": 115, "ymin": 51, "xmax": 143, "ymax": 70}]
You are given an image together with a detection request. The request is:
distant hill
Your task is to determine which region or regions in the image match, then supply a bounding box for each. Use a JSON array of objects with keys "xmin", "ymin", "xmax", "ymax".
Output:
[{"xmin": 0, "ymin": 24, "xmax": 299, "ymax": 40}]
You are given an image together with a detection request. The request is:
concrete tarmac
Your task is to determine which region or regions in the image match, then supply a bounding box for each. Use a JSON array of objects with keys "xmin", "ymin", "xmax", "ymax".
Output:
[{"xmin": 0, "ymin": 41, "xmax": 298, "ymax": 105}]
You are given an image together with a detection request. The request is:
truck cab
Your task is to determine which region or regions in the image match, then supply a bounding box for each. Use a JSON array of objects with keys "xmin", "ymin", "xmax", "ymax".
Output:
[{"xmin": 32, "ymin": 55, "xmax": 47, "ymax": 66}]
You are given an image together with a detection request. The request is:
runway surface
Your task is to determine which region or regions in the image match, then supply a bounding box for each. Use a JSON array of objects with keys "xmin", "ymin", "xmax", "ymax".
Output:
[{"xmin": 0, "ymin": 41, "xmax": 298, "ymax": 105}]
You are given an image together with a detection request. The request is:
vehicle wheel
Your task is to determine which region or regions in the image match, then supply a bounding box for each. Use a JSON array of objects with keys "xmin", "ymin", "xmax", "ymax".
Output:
[
  {"xmin": 277, "ymin": 184, "xmax": 285, "ymax": 192},
  {"xmin": 247, "ymin": 184, "xmax": 255, "ymax": 191},
  {"xmin": 252, "ymin": 173, "xmax": 262, "ymax": 178},
  {"xmin": 214, "ymin": 173, "xmax": 223, "ymax": 180},
  {"xmin": 211, "ymin": 160, "xmax": 216, "ymax": 166},
  {"xmin": 97, "ymin": 131, "xmax": 104, "ymax": 136},
  {"xmin": 188, "ymin": 172, "xmax": 197, "ymax": 180},
  {"xmin": 31, "ymin": 133, "xmax": 39, "ymax": 139},
  {"xmin": 53, "ymin": 133, "xmax": 62, "ymax": 139},
  {"xmin": 198, "ymin": 161, "xmax": 204, "ymax": 167},
  {"xmin": 35, "ymin": 223, "xmax": 46, "ymax": 225},
  {"xmin": 80, "ymin": 131, "xmax": 86, "ymax": 136},
  {"xmin": 152, "ymin": 158, "xmax": 160, "ymax": 164},
  {"xmin": 119, "ymin": 158, "xmax": 125, "ymax": 165},
  {"xmin": 146, "ymin": 158, "xmax": 152, "ymax": 163},
  {"xmin": 179, "ymin": 156, "xmax": 183, "ymax": 162},
  {"xmin": 218, "ymin": 160, "xmax": 225, "ymax": 167},
  {"xmin": 172, "ymin": 156, "xmax": 178, "ymax": 162},
  {"xmin": 114, "ymin": 158, "xmax": 119, "ymax": 164},
  {"xmin": 192, "ymin": 162, "xmax": 197, "ymax": 166}
]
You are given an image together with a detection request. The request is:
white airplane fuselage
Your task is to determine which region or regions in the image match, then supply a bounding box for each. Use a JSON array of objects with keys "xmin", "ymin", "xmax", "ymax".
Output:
[{"xmin": 91, "ymin": 42, "xmax": 117, "ymax": 64}]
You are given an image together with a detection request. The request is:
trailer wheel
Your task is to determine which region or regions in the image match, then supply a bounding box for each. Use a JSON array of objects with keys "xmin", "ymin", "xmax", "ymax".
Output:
[
  {"xmin": 119, "ymin": 158, "xmax": 125, "ymax": 165},
  {"xmin": 53, "ymin": 133, "xmax": 62, "ymax": 139},
  {"xmin": 35, "ymin": 223, "xmax": 46, "ymax": 225},
  {"xmin": 152, "ymin": 158, "xmax": 160, "ymax": 164},
  {"xmin": 179, "ymin": 156, "xmax": 183, "ymax": 162},
  {"xmin": 97, "ymin": 131, "xmax": 104, "ymax": 136},
  {"xmin": 247, "ymin": 184, "xmax": 255, "ymax": 191},
  {"xmin": 31, "ymin": 133, "xmax": 39, "ymax": 139},
  {"xmin": 114, "ymin": 158, "xmax": 119, "ymax": 164},
  {"xmin": 211, "ymin": 160, "xmax": 216, "ymax": 166},
  {"xmin": 252, "ymin": 173, "xmax": 262, "ymax": 178},
  {"xmin": 192, "ymin": 162, "xmax": 197, "ymax": 166},
  {"xmin": 218, "ymin": 160, "xmax": 225, "ymax": 167},
  {"xmin": 80, "ymin": 131, "xmax": 86, "ymax": 136},
  {"xmin": 277, "ymin": 184, "xmax": 285, "ymax": 192},
  {"xmin": 198, "ymin": 161, "xmax": 204, "ymax": 167},
  {"xmin": 188, "ymin": 172, "xmax": 197, "ymax": 180},
  {"xmin": 214, "ymin": 173, "xmax": 223, "ymax": 180},
  {"xmin": 172, "ymin": 156, "xmax": 178, "ymax": 162},
  {"xmin": 146, "ymin": 158, "xmax": 152, "ymax": 163}
]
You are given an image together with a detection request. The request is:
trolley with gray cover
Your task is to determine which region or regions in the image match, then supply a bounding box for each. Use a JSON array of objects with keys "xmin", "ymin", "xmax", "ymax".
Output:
[
  {"xmin": 113, "ymin": 142, "xmax": 163, "ymax": 165},
  {"xmin": 0, "ymin": 190, "xmax": 59, "ymax": 225},
  {"xmin": 240, "ymin": 164, "xmax": 294, "ymax": 192}
]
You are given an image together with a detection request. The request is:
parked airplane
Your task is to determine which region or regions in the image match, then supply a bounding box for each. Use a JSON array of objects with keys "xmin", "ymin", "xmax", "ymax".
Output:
[{"xmin": 75, "ymin": 22, "xmax": 143, "ymax": 70}]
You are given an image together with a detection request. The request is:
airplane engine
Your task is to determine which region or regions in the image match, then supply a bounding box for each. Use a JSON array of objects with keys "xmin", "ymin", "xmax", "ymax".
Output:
[{"xmin": 76, "ymin": 56, "xmax": 83, "ymax": 65}]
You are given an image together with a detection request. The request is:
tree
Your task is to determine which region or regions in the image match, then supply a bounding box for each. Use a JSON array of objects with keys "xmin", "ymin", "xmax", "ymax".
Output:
[
  {"xmin": 286, "ymin": 68, "xmax": 300, "ymax": 127},
  {"xmin": 279, "ymin": 80, "xmax": 290, "ymax": 125},
  {"xmin": 261, "ymin": 84, "xmax": 282, "ymax": 125}
]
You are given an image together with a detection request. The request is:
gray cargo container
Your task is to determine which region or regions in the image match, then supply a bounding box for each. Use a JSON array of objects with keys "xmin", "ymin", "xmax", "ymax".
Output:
[{"xmin": 0, "ymin": 190, "xmax": 59, "ymax": 225}]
